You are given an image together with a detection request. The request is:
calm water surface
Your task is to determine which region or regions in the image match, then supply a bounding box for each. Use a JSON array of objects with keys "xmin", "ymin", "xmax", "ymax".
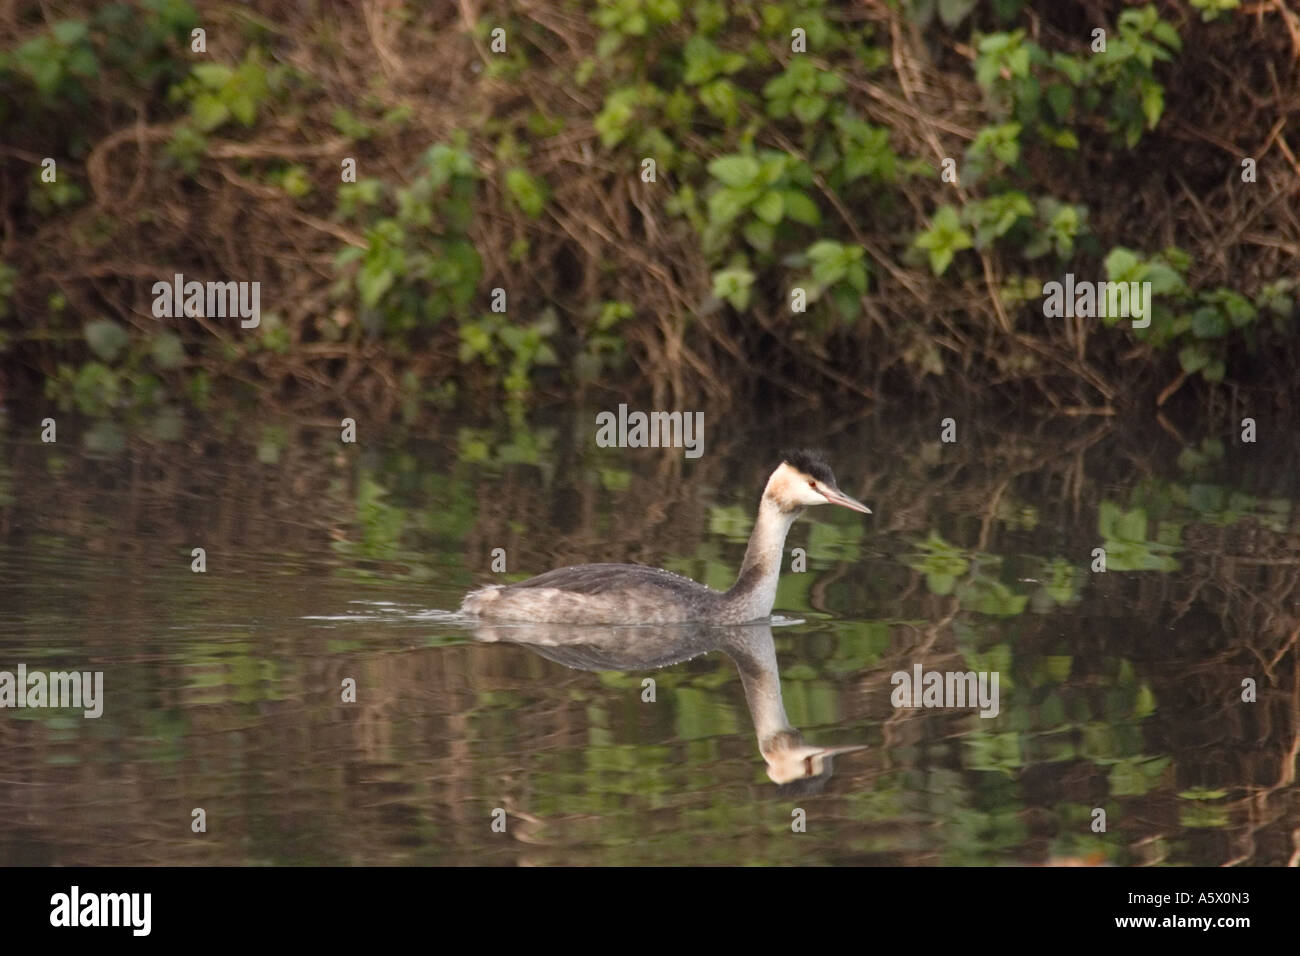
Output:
[{"xmin": 1, "ymin": 409, "xmax": 1297, "ymax": 865}]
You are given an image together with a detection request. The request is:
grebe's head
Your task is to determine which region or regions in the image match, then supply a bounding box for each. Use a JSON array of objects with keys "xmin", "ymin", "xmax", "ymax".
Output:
[
  {"xmin": 761, "ymin": 728, "xmax": 869, "ymax": 788},
  {"xmin": 764, "ymin": 449, "xmax": 872, "ymax": 515}
]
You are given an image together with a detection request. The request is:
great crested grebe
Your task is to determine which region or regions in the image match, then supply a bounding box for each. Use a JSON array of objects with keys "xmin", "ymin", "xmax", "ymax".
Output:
[{"xmin": 459, "ymin": 450, "xmax": 871, "ymax": 625}]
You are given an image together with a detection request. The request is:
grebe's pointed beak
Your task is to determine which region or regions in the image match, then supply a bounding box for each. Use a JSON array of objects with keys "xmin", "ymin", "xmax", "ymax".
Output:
[
  {"xmin": 823, "ymin": 486, "xmax": 871, "ymax": 514},
  {"xmin": 765, "ymin": 742, "xmax": 870, "ymax": 783}
]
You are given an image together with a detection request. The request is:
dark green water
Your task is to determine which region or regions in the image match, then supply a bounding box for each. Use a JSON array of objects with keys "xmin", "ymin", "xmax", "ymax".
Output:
[{"xmin": 1, "ymin": 408, "xmax": 1296, "ymax": 865}]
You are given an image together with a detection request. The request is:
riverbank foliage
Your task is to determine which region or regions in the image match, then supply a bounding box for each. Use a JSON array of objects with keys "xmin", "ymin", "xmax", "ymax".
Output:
[{"xmin": 1, "ymin": 0, "xmax": 1297, "ymax": 418}]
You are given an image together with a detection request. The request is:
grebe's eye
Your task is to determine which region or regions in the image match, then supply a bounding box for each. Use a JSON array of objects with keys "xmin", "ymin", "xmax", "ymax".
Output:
[{"xmin": 808, "ymin": 480, "xmax": 817, "ymax": 489}]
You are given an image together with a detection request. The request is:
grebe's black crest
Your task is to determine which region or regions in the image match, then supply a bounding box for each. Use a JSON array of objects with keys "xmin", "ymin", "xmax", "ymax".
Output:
[{"xmin": 780, "ymin": 448, "xmax": 836, "ymax": 486}]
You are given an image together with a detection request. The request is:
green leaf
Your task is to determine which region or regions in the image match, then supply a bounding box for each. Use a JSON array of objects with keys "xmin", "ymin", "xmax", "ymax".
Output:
[
  {"xmin": 1143, "ymin": 263, "xmax": 1185, "ymax": 295},
  {"xmin": 280, "ymin": 165, "xmax": 312, "ymax": 198},
  {"xmin": 594, "ymin": 88, "xmax": 637, "ymax": 146},
  {"xmin": 812, "ymin": 258, "xmax": 847, "ymax": 288},
  {"xmin": 913, "ymin": 206, "xmax": 973, "ymax": 276},
  {"xmin": 192, "ymin": 63, "xmax": 234, "ymax": 89},
  {"xmin": 1045, "ymin": 82, "xmax": 1073, "ymax": 120},
  {"xmin": 928, "ymin": 247, "xmax": 955, "ymax": 276},
  {"xmin": 699, "ymin": 79, "xmax": 740, "ymax": 124},
  {"xmin": 228, "ymin": 93, "xmax": 257, "ymax": 126},
  {"xmin": 707, "ymin": 187, "xmax": 751, "ymax": 226},
  {"xmin": 27, "ymin": 55, "xmax": 63, "ymax": 94},
  {"xmin": 1190, "ymin": 307, "xmax": 1227, "ymax": 339},
  {"xmin": 927, "ymin": 572, "xmax": 956, "ymax": 595},
  {"xmin": 712, "ymin": 266, "xmax": 755, "ymax": 310},
  {"xmin": 846, "ymin": 260, "xmax": 869, "ymax": 294},
  {"xmin": 817, "ymin": 71, "xmax": 845, "ymax": 95},
  {"xmin": 1211, "ymin": 289, "xmax": 1256, "ymax": 327},
  {"xmin": 938, "ymin": 0, "xmax": 977, "ymax": 28},
  {"xmin": 1103, "ymin": 247, "xmax": 1140, "ymax": 281},
  {"xmin": 752, "ymin": 190, "xmax": 784, "ymax": 225},
  {"xmin": 781, "ymin": 190, "xmax": 821, "ymax": 226},
  {"xmin": 191, "ymin": 93, "xmax": 230, "ymax": 132},
  {"xmin": 791, "ymin": 93, "xmax": 828, "ymax": 124},
  {"xmin": 806, "ymin": 239, "xmax": 842, "ymax": 262},
  {"xmin": 682, "ymin": 36, "xmax": 721, "ymax": 85},
  {"xmin": 742, "ymin": 219, "xmax": 775, "ymax": 253},
  {"xmin": 1052, "ymin": 52, "xmax": 1086, "ymax": 86},
  {"xmin": 1141, "ymin": 81, "xmax": 1165, "ymax": 129},
  {"xmin": 1157, "ymin": 22, "xmax": 1184, "ymax": 48},
  {"xmin": 707, "ymin": 155, "xmax": 760, "ymax": 188},
  {"xmin": 504, "ymin": 168, "xmax": 547, "ymax": 217},
  {"xmin": 751, "ymin": 156, "xmax": 783, "ymax": 188},
  {"xmin": 1114, "ymin": 507, "xmax": 1148, "ymax": 542},
  {"xmin": 357, "ymin": 263, "xmax": 395, "ymax": 308},
  {"xmin": 1044, "ymin": 126, "xmax": 1079, "ymax": 149},
  {"xmin": 150, "ymin": 332, "xmax": 185, "ymax": 369},
  {"xmin": 52, "ymin": 20, "xmax": 89, "ymax": 45},
  {"xmin": 1178, "ymin": 344, "xmax": 1209, "ymax": 373},
  {"xmin": 1007, "ymin": 45, "xmax": 1030, "ymax": 77},
  {"xmin": 830, "ymin": 285, "xmax": 860, "ymax": 320},
  {"xmin": 84, "ymin": 319, "xmax": 129, "ymax": 362},
  {"xmin": 762, "ymin": 69, "xmax": 797, "ymax": 103}
]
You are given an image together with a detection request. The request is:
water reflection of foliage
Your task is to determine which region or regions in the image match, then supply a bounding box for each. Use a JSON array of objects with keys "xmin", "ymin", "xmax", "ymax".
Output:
[{"xmin": 1, "ymin": 412, "xmax": 1297, "ymax": 865}]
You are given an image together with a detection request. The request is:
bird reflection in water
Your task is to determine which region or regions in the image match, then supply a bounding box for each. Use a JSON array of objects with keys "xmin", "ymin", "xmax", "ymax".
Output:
[{"xmin": 472, "ymin": 621, "xmax": 866, "ymax": 793}]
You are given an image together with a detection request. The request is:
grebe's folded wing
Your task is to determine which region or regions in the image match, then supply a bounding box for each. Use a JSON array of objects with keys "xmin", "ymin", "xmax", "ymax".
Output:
[{"xmin": 510, "ymin": 562, "xmax": 699, "ymax": 595}]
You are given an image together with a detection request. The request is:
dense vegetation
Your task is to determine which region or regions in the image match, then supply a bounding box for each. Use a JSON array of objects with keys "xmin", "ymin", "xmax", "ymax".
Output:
[{"xmin": 1, "ymin": 0, "xmax": 1296, "ymax": 418}]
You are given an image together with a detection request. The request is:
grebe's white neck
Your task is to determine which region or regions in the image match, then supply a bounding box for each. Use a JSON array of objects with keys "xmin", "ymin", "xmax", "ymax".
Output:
[{"xmin": 722, "ymin": 496, "xmax": 801, "ymax": 621}]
